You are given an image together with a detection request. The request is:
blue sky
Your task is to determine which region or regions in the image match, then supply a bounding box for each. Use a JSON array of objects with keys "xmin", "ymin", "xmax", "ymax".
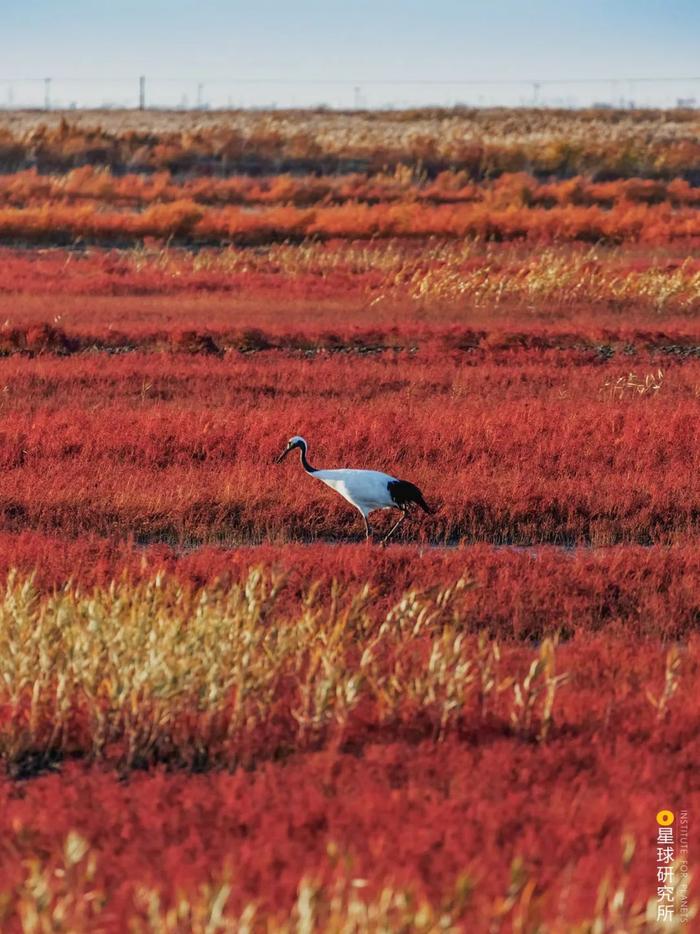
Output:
[{"xmin": 2, "ymin": 1, "xmax": 698, "ymax": 108}]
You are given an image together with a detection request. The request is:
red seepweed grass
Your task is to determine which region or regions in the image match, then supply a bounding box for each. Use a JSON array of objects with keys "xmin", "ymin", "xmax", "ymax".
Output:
[{"xmin": 0, "ymin": 349, "xmax": 696, "ymax": 545}]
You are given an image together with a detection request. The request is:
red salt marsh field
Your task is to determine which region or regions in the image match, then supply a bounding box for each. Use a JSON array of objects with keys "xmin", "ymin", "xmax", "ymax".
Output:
[{"xmin": 0, "ymin": 108, "xmax": 697, "ymax": 930}]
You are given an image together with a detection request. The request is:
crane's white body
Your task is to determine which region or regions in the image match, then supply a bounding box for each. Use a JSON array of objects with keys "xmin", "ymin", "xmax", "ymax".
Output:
[{"xmin": 313, "ymin": 468, "xmax": 398, "ymax": 518}]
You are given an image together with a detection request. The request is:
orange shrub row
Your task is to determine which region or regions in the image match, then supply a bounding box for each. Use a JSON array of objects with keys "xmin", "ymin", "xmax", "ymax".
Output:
[
  {"xmin": 1, "ymin": 198, "xmax": 699, "ymax": 245},
  {"xmin": 3, "ymin": 167, "xmax": 700, "ymax": 210}
]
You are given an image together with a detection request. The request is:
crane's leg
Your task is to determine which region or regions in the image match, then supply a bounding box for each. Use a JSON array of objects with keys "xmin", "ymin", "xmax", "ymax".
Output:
[
  {"xmin": 380, "ymin": 509, "xmax": 407, "ymax": 546},
  {"xmin": 363, "ymin": 514, "xmax": 372, "ymax": 542}
]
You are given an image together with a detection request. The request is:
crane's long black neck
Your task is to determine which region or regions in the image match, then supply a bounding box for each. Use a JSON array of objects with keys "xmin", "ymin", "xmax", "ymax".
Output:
[{"xmin": 297, "ymin": 442, "xmax": 316, "ymax": 473}]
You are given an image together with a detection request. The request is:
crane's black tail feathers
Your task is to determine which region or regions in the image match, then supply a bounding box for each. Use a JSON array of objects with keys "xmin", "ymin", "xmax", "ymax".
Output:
[{"xmin": 388, "ymin": 479, "xmax": 435, "ymax": 515}]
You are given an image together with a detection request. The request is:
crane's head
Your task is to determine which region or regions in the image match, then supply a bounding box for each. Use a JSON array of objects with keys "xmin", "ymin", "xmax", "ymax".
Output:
[{"xmin": 275, "ymin": 435, "xmax": 307, "ymax": 463}]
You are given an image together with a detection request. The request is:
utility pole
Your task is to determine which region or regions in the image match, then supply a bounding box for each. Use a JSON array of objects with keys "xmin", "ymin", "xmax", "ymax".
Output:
[
  {"xmin": 532, "ymin": 81, "xmax": 540, "ymax": 106},
  {"xmin": 44, "ymin": 77, "xmax": 51, "ymax": 110},
  {"xmin": 197, "ymin": 82, "xmax": 204, "ymax": 109},
  {"xmin": 611, "ymin": 79, "xmax": 619, "ymax": 107},
  {"xmin": 139, "ymin": 75, "xmax": 146, "ymax": 110}
]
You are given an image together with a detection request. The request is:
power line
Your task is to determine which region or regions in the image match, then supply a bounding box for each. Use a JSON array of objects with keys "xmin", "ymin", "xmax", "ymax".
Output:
[{"xmin": 0, "ymin": 75, "xmax": 699, "ymax": 85}]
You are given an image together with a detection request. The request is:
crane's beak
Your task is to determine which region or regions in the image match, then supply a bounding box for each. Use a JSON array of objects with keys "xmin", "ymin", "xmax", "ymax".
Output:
[{"xmin": 275, "ymin": 445, "xmax": 292, "ymax": 464}]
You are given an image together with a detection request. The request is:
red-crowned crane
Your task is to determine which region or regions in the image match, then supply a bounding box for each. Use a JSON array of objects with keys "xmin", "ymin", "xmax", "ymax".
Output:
[{"xmin": 275, "ymin": 436, "xmax": 434, "ymax": 543}]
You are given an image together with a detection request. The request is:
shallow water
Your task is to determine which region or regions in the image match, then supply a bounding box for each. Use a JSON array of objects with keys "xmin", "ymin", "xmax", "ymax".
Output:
[{"xmin": 132, "ymin": 531, "xmax": 647, "ymax": 556}]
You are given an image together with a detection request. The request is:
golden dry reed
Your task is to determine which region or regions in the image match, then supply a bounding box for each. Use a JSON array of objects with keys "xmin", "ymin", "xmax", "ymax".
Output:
[
  {"xmin": 126, "ymin": 242, "xmax": 700, "ymax": 312},
  {"xmin": 0, "ymin": 569, "xmax": 572, "ymax": 770},
  {"xmin": 5, "ymin": 827, "xmax": 694, "ymax": 933}
]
